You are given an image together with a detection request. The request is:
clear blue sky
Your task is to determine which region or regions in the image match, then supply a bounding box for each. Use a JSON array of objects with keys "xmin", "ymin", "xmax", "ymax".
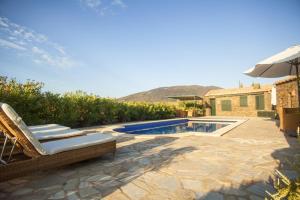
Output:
[{"xmin": 0, "ymin": 0, "xmax": 299, "ymax": 97}]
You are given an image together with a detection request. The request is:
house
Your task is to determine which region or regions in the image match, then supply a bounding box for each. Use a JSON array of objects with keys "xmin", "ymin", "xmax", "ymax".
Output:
[{"xmin": 204, "ymin": 84, "xmax": 272, "ymax": 117}]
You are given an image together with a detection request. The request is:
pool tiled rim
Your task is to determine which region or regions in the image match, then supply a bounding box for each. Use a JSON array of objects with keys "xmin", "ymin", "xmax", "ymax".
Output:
[{"xmin": 101, "ymin": 117, "xmax": 248, "ymax": 138}]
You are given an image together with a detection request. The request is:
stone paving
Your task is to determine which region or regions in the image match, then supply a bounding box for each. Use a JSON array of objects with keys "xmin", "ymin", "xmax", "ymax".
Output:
[{"xmin": 0, "ymin": 118, "xmax": 299, "ymax": 200}]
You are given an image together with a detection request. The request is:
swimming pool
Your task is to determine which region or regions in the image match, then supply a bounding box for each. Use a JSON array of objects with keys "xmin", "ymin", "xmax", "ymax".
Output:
[{"xmin": 113, "ymin": 119, "xmax": 241, "ymax": 136}]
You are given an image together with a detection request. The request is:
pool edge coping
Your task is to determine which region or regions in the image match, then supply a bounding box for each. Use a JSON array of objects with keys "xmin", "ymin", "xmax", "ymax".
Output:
[{"xmin": 101, "ymin": 117, "xmax": 249, "ymax": 139}]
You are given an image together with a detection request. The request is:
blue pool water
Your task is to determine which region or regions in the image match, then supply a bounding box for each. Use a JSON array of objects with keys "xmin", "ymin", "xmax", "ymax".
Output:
[{"xmin": 114, "ymin": 119, "xmax": 232, "ymax": 135}]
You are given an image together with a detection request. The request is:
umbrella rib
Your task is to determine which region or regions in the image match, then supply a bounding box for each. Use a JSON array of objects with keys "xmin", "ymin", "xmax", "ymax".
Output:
[{"xmin": 258, "ymin": 64, "xmax": 274, "ymax": 77}]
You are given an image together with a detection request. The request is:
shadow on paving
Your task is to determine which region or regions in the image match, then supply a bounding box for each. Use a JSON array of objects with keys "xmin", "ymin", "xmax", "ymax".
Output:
[
  {"xmin": 199, "ymin": 127, "xmax": 300, "ymax": 200},
  {"xmin": 262, "ymin": 118, "xmax": 280, "ymax": 128},
  {"xmin": 92, "ymin": 136, "xmax": 196, "ymax": 198},
  {"xmin": 1, "ymin": 136, "xmax": 197, "ymax": 199}
]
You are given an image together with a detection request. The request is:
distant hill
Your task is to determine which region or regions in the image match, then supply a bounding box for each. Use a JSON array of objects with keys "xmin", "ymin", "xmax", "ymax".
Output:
[{"xmin": 119, "ymin": 85, "xmax": 222, "ymax": 102}]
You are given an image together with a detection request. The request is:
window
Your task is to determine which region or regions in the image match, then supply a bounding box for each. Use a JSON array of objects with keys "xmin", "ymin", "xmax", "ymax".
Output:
[
  {"xmin": 255, "ymin": 95, "xmax": 265, "ymax": 110},
  {"xmin": 240, "ymin": 96, "xmax": 248, "ymax": 107},
  {"xmin": 221, "ymin": 100, "xmax": 232, "ymax": 111}
]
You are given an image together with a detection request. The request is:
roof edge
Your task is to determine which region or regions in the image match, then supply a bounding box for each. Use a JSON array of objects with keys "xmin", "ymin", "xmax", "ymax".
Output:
[
  {"xmin": 205, "ymin": 85, "xmax": 272, "ymax": 97},
  {"xmin": 275, "ymin": 76, "xmax": 297, "ymax": 85}
]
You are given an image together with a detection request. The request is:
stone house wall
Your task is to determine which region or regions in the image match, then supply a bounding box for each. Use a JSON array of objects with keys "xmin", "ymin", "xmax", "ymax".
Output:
[{"xmin": 276, "ymin": 78, "xmax": 299, "ymax": 111}]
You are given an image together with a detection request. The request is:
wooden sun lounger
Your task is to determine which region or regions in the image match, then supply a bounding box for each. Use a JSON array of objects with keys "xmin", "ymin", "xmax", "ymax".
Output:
[{"xmin": 0, "ymin": 104, "xmax": 116, "ymax": 182}]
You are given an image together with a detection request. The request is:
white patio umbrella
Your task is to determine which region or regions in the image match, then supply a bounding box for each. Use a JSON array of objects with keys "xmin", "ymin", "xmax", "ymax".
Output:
[{"xmin": 244, "ymin": 44, "xmax": 300, "ymax": 105}]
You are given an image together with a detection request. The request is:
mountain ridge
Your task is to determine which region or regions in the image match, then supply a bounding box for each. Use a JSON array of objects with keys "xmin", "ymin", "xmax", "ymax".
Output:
[{"xmin": 119, "ymin": 85, "xmax": 222, "ymax": 102}]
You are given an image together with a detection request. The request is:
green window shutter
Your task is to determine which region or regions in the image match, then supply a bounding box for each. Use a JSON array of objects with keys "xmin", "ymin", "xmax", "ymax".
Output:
[
  {"xmin": 240, "ymin": 96, "xmax": 248, "ymax": 107},
  {"xmin": 221, "ymin": 100, "xmax": 232, "ymax": 111},
  {"xmin": 255, "ymin": 95, "xmax": 265, "ymax": 110}
]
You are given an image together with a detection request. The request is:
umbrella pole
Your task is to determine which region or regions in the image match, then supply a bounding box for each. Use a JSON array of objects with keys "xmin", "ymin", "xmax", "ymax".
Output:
[{"xmin": 296, "ymin": 63, "xmax": 300, "ymax": 107}]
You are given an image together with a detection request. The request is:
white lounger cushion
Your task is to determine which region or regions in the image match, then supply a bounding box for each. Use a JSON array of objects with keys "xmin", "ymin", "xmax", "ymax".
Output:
[
  {"xmin": 33, "ymin": 129, "xmax": 86, "ymax": 140},
  {"xmin": 29, "ymin": 124, "xmax": 85, "ymax": 140},
  {"xmin": 0, "ymin": 103, "xmax": 48, "ymax": 155},
  {"xmin": 28, "ymin": 124, "xmax": 70, "ymax": 133},
  {"xmin": 42, "ymin": 133, "xmax": 115, "ymax": 155}
]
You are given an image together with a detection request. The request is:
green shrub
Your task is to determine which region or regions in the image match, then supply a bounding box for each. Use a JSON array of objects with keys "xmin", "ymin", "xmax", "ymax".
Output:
[
  {"xmin": 0, "ymin": 76, "xmax": 177, "ymax": 128},
  {"xmin": 178, "ymin": 101, "xmax": 203, "ymax": 110},
  {"xmin": 257, "ymin": 110, "xmax": 276, "ymax": 119}
]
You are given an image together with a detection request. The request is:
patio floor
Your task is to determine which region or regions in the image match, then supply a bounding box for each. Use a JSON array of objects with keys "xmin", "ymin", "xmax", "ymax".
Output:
[{"xmin": 0, "ymin": 118, "xmax": 299, "ymax": 200}]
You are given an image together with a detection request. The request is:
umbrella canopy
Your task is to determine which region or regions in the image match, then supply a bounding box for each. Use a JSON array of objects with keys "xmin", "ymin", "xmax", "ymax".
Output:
[
  {"xmin": 244, "ymin": 44, "xmax": 300, "ymax": 107},
  {"xmin": 244, "ymin": 45, "xmax": 300, "ymax": 78}
]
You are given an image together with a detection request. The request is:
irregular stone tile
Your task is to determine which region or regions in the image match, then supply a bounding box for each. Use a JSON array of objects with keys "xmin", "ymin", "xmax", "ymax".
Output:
[
  {"xmin": 138, "ymin": 157, "xmax": 151, "ymax": 166},
  {"xmin": 116, "ymin": 172, "xmax": 131, "ymax": 179},
  {"xmin": 79, "ymin": 187, "xmax": 100, "ymax": 198},
  {"xmin": 39, "ymin": 184, "xmax": 62, "ymax": 192},
  {"xmin": 11, "ymin": 188, "xmax": 33, "ymax": 196},
  {"xmin": 30, "ymin": 175, "xmax": 66, "ymax": 188},
  {"xmin": 246, "ymin": 183, "xmax": 273, "ymax": 197},
  {"xmin": 94, "ymin": 179, "xmax": 123, "ymax": 196},
  {"xmin": 66, "ymin": 191, "xmax": 80, "ymax": 200},
  {"xmin": 48, "ymin": 190, "xmax": 65, "ymax": 199},
  {"xmin": 86, "ymin": 196, "xmax": 102, "ymax": 200},
  {"xmin": 79, "ymin": 176, "xmax": 89, "ymax": 181},
  {"xmin": 224, "ymin": 195, "xmax": 237, "ymax": 200},
  {"xmin": 181, "ymin": 179, "xmax": 203, "ymax": 192},
  {"xmin": 104, "ymin": 165, "xmax": 123, "ymax": 176},
  {"xmin": 86, "ymin": 174, "xmax": 107, "ymax": 182},
  {"xmin": 223, "ymin": 173, "xmax": 248, "ymax": 184},
  {"xmin": 174, "ymin": 188, "xmax": 196, "ymax": 199},
  {"xmin": 249, "ymin": 195, "xmax": 263, "ymax": 200},
  {"xmin": 154, "ymin": 176, "xmax": 181, "ymax": 192},
  {"xmin": 200, "ymin": 179, "xmax": 223, "ymax": 193},
  {"xmin": 201, "ymin": 192, "xmax": 224, "ymax": 200},
  {"xmin": 93, "ymin": 175, "xmax": 114, "ymax": 182},
  {"xmin": 221, "ymin": 188, "xmax": 247, "ymax": 196},
  {"xmin": 119, "ymin": 173, "xmax": 140, "ymax": 183},
  {"xmin": 131, "ymin": 179, "xmax": 153, "ymax": 193},
  {"xmin": 32, "ymin": 188, "xmax": 52, "ymax": 199},
  {"xmin": 195, "ymin": 192, "xmax": 205, "ymax": 199},
  {"xmin": 79, "ymin": 181, "xmax": 93, "ymax": 189},
  {"xmin": 63, "ymin": 178, "xmax": 79, "ymax": 191},
  {"xmin": 143, "ymin": 189, "xmax": 175, "ymax": 200},
  {"xmin": 121, "ymin": 182, "xmax": 148, "ymax": 200},
  {"xmin": 102, "ymin": 189, "xmax": 130, "ymax": 200}
]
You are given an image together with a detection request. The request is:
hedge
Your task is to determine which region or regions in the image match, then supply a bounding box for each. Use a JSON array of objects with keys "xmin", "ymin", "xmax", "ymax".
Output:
[{"xmin": 0, "ymin": 76, "xmax": 177, "ymax": 128}]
